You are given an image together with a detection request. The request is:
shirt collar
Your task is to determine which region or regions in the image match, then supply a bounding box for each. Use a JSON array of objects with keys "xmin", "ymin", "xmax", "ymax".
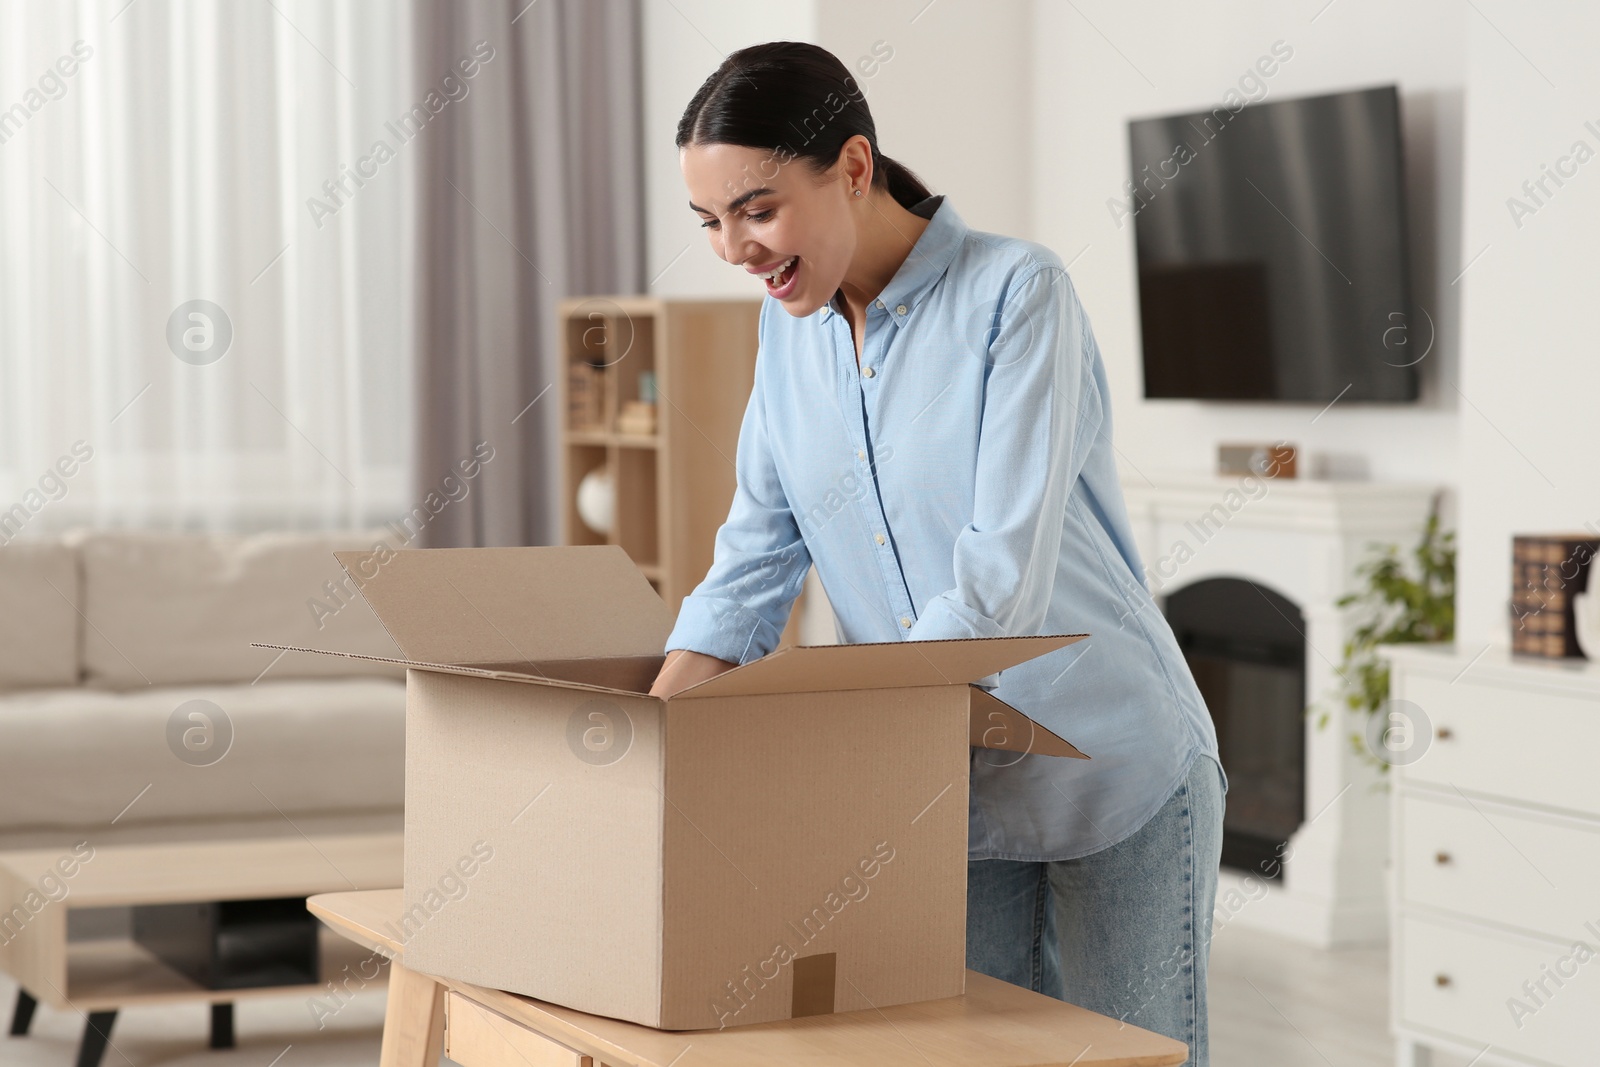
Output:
[{"xmin": 818, "ymin": 194, "xmax": 965, "ymax": 324}]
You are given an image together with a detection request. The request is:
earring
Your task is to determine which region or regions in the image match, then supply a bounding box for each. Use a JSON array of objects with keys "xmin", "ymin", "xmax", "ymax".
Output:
[{"xmin": 854, "ymin": 188, "xmax": 863, "ymax": 197}]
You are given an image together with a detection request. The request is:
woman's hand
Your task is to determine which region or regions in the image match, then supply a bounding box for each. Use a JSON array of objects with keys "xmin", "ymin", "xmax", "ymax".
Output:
[{"xmin": 649, "ymin": 648, "xmax": 738, "ymax": 699}]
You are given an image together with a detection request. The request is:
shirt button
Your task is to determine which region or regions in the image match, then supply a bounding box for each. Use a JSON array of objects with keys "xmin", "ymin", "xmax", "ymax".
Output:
[
  {"xmin": 875, "ymin": 299, "xmax": 885, "ymax": 309},
  {"xmin": 874, "ymin": 533, "xmax": 886, "ymax": 545},
  {"xmin": 895, "ymin": 304, "xmax": 908, "ymax": 315},
  {"xmin": 856, "ymin": 449, "xmax": 866, "ymax": 460},
  {"xmin": 862, "ymin": 366, "xmax": 876, "ymax": 378},
  {"xmin": 900, "ymin": 617, "xmax": 912, "ymax": 629}
]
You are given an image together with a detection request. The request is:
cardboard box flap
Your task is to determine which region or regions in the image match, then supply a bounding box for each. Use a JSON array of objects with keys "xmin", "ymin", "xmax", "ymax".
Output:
[
  {"xmin": 970, "ymin": 688, "xmax": 1088, "ymax": 759},
  {"xmin": 331, "ymin": 545, "xmax": 674, "ymax": 665},
  {"xmin": 673, "ymin": 633, "xmax": 1088, "ymax": 699}
]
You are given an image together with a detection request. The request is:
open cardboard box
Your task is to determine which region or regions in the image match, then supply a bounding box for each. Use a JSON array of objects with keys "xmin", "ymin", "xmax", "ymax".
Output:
[{"xmin": 257, "ymin": 545, "xmax": 1088, "ymax": 1030}]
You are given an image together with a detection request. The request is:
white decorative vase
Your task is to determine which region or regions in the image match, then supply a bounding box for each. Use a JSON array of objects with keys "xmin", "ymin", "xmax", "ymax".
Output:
[{"xmin": 575, "ymin": 466, "xmax": 615, "ymax": 536}]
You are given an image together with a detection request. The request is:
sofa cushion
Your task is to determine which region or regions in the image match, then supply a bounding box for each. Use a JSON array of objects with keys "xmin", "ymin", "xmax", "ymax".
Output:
[
  {"xmin": 0, "ymin": 678, "xmax": 404, "ymax": 832},
  {"xmin": 0, "ymin": 540, "xmax": 81, "ymax": 690},
  {"xmin": 75, "ymin": 529, "xmax": 406, "ymax": 689}
]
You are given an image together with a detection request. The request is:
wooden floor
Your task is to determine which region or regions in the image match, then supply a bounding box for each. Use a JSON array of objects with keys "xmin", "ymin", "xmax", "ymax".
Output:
[
  {"xmin": 1, "ymin": 925, "xmax": 1485, "ymax": 1066},
  {"xmin": 1209, "ymin": 922, "xmax": 1479, "ymax": 1066}
]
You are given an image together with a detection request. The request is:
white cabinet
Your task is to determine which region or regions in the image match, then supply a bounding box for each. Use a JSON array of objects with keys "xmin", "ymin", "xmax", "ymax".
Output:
[{"xmin": 1385, "ymin": 645, "xmax": 1600, "ymax": 1067}]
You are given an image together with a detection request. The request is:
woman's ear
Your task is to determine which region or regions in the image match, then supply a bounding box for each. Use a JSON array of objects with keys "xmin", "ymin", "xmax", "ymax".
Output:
[{"xmin": 835, "ymin": 134, "xmax": 875, "ymax": 197}]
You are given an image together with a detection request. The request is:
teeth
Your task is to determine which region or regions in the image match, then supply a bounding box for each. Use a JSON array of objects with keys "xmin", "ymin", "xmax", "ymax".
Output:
[{"xmin": 758, "ymin": 257, "xmax": 795, "ymax": 282}]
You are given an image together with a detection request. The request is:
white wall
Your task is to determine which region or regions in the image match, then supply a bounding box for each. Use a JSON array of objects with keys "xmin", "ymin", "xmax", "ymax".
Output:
[
  {"xmin": 1028, "ymin": 0, "xmax": 1465, "ymax": 486},
  {"xmin": 1454, "ymin": 0, "xmax": 1600, "ymax": 645},
  {"xmin": 643, "ymin": 0, "xmax": 1033, "ymax": 298},
  {"xmin": 815, "ymin": 0, "xmax": 1032, "ymax": 240}
]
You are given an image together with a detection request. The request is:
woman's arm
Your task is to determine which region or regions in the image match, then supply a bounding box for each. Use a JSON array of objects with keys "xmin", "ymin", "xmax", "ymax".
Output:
[
  {"xmin": 652, "ymin": 301, "xmax": 812, "ymax": 688},
  {"xmin": 648, "ymin": 648, "xmax": 739, "ymax": 698},
  {"xmin": 908, "ymin": 262, "xmax": 1103, "ymax": 659}
]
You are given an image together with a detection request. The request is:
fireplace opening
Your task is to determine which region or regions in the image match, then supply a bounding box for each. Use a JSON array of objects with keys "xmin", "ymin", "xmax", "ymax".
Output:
[{"xmin": 1164, "ymin": 578, "xmax": 1305, "ymax": 880}]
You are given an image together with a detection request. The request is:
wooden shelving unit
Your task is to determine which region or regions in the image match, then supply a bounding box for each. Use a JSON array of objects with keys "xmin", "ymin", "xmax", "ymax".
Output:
[{"xmin": 557, "ymin": 296, "xmax": 802, "ymax": 648}]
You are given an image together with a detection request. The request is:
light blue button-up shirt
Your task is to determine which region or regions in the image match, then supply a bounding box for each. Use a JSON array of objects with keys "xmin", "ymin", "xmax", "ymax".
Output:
[{"xmin": 663, "ymin": 194, "xmax": 1223, "ymax": 861}]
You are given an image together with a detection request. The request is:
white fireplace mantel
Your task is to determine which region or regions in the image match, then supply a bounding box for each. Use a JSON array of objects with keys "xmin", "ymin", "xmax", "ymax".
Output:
[{"xmin": 1121, "ymin": 473, "xmax": 1442, "ymax": 947}]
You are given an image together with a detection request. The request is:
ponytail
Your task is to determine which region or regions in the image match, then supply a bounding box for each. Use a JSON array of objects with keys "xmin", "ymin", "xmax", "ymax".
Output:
[{"xmin": 875, "ymin": 153, "xmax": 933, "ymax": 211}]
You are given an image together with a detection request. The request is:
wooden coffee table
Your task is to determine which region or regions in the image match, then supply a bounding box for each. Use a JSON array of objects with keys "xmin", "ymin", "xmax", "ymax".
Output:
[
  {"xmin": 0, "ymin": 833, "xmax": 401, "ymax": 1067},
  {"xmin": 309, "ymin": 888, "xmax": 1190, "ymax": 1067}
]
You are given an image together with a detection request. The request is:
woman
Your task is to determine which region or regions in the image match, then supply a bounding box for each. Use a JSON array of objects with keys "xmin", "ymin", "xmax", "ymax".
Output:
[{"xmin": 649, "ymin": 41, "xmax": 1225, "ymax": 1065}]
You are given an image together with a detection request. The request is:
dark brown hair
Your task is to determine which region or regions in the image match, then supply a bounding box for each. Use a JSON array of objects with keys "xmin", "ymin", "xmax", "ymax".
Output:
[{"xmin": 675, "ymin": 41, "xmax": 933, "ymax": 210}]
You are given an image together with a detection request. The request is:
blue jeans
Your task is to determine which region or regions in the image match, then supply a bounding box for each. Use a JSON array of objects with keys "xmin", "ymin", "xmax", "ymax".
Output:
[{"xmin": 967, "ymin": 756, "xmax": 1225, "ymax": 1067}]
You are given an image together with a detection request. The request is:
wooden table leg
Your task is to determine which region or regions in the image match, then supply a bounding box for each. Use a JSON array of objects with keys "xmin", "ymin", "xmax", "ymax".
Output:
[
  {"xmin": 75, "ymin": 1010, "xmax": 117, "ymax": 1067},
  {"xmin": 209, "ymin": 1002, "xmax": 235, "ymax": 1048},
  {"xmin": 9, "ymin": 988, "xmax": 36, "ymax": 1036},
  {"xmin": 379, "ymin": 958, "xmax": 445, "ymax": 1067}
]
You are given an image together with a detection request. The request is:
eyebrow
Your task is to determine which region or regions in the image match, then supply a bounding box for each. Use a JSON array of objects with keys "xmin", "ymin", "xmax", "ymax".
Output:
[{"xmin": 688, "ymin": 187, "xmax": 776, "ymax": 216}]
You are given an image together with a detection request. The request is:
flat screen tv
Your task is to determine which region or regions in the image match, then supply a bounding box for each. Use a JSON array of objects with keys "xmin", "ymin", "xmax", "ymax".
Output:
[{"xmin": 1128, "ymin": 85, "xmax": 1417, "ymax": 402}]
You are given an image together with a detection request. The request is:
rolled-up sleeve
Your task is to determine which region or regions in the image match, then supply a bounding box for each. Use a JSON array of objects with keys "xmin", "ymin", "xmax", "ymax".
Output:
[
  {"xmin": 906, "ymin": 264, "xmax": 1102, "ymax": 679},
  {"xmin": 664, "ymin": 305, "xmax": 812, "ymax": 665}
]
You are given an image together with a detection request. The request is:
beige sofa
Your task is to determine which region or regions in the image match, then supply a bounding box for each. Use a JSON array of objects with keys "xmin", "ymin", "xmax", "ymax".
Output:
[{"xmin": 0, "ymin": 529, "xmax": 407, "ymax": 851}]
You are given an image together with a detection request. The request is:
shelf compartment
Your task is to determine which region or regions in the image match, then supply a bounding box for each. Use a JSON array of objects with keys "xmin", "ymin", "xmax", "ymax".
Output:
[
  {"xmin": 612, "ymin": 446, "xmax": 660, "ymax": 573},
  {"xmin": 610, "ymin": 314, "xmax": 657, "ymax": 438},
  {"xmin": 565, "ymin": 445, "xmax": 610, "ymax": 547},
  {"xmin": 563, "ymin": 314, "xmax": 611, "ymax": 433}
]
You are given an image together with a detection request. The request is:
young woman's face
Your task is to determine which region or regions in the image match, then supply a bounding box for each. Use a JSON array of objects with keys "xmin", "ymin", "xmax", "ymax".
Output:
[{"xmin": 681, "ymin": 141, "xmax": 858, "ymax": 317}]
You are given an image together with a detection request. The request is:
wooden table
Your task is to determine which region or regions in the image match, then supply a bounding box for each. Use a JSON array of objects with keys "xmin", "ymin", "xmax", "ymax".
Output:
[
  {"xmin": 0, "ymin": 834, "xmax": 401, "ymax": 1067},
  {"xmin": 309, "ymin": 889, "xmax": 1189, "ymax": 1067}
]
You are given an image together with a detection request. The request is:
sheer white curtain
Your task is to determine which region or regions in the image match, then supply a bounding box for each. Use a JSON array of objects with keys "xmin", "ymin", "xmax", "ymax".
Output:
[{"xmin": 0, "ymin": 0, "xmax": 415, "ymax": 535}]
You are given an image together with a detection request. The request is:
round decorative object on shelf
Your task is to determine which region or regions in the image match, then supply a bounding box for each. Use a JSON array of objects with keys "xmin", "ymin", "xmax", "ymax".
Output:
[{"xmin": 575, "ymin": 466, "xmax": 615, "ymax": 535}]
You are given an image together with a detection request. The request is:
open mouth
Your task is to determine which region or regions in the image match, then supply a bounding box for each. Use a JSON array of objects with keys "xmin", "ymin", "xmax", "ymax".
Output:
[{"xmin": 757, "ymin": 256, "xmax": 800, "ymax": 298}]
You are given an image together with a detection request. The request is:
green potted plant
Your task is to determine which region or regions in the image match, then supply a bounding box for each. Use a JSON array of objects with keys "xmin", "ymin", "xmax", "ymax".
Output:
[{"xmin": 1315, "ymin": 495, "xmax": 1455, "ymax": 768}]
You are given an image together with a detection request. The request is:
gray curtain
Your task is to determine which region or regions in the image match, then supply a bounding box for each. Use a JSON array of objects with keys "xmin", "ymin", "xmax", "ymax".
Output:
[{"xmin": 413, "ymin": 0, "xmax": 645, "ymax": 548}]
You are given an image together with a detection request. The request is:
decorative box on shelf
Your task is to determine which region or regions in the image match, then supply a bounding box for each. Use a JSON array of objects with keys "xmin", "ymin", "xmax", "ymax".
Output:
[
  {"xmin": 566, "ymin": 361, "xmax": 605, "ymax": 432},
  {"xmin": 1510, "ymin": 534, "xmax": 1597, "ymax": 658},
  {"xmin": 1216, "ymin": 441, "xmax": 1297, "ymax": 478},
  {"xmin": 616, "ymin": 400, "xmax": 657, "ymax": 437}
]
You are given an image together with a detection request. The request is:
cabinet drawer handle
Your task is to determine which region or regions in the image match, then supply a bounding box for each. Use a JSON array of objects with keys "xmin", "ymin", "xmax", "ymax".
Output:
[
  {"xmin": 1436, "ymin": 726, "xmax": 1454, "ymax": 741},
  {"xmin": 1435, "ymin": 974, "xmax": 1452, "ymax": 988},
  {"xmin": 1435, "ymin": 852, "xmax": 1452, "ymax": 865}
]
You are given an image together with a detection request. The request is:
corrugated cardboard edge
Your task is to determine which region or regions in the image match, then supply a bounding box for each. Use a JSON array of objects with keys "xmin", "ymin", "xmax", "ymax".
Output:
[
  {"xmin": 654, "ymin": 695, "xmax": 669, "ymax": 1030},
  {"xmin": 672, "ymin": 633, "xmax": 1090, "ymax": 699},
  {"xmin": 970, "ymin": 688, "xmax": 1089, "ymax": 759},
  {"xmin": 249, "ymin": 642, "xmax": 655, "ymax": 701},
  {"xmin": 255, "ymin": 642, "xmax": 1092, "ymax": 759}
]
